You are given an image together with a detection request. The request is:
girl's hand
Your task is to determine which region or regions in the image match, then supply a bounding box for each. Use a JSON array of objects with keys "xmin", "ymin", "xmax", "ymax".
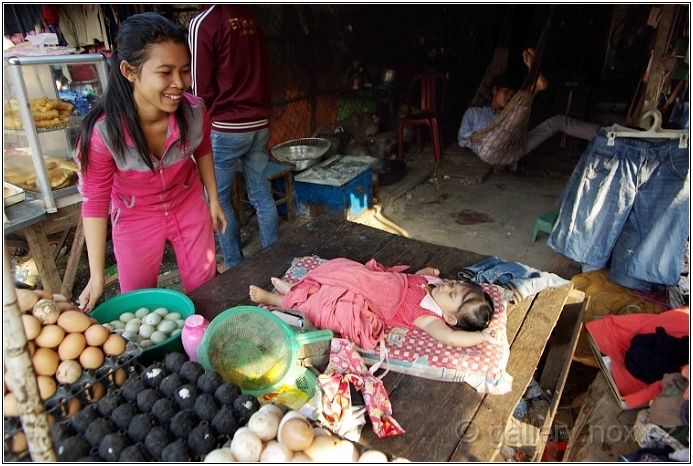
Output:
[
  {"xmin": 416, "ymin": 266, "xmax": 440, "ymax": 276},
  {"xmin": 480, "ymin": 327, "xmax": 500, "ymax": 345},
  {"xmin": 209, "ymin": 200, "xmax": 227, "ymax": 234},
  {"xmin": 79, "ymin": 276, "xmax": 104, "ymax": 313}
]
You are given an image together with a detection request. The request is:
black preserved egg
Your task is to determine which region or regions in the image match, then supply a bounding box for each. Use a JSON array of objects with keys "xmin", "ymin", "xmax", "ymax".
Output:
[
  {"xmin": 142, "ymin": 363, "xmax": 167, "ymax": 388},
  {"xmin": 128, "ymin": 412, "xmax": 155, "ymax": 443},
  {"xmin": 163, "ymin": 351, "xmax": 188, "ymax": 373},
  {"xmin": 173, "ymin": 383, "xmax": 198, "ymax": 410},
  {"xmin": 98, "ymin": 432, "xmax": 131, "ymax": 462},
  {"xmin": 69, "ymin": 405, "xmax": 99, "ymax": 434},
  {"xmin": 160, "ymin": 438, "xmax": 192, "ymax": 462},
  {"xmin": 144, "ymin": 426, "xmax": 171, "ymax": 459},
  {"xmin": 151, "ymin": 397, "xmax": 176, "ymax": 424},
  {"xmin": 169, "ymin": 409, "xmax": 196, "ymax": 439},
  {"xmin": 158, "ymin": 372, "xmax": 184, "ymax": 398},
  {"xmin": 120, "ymin": 376, "xmax": 145, "ymax": 402},
  {"xmin": 178, "ymin": 360, "xmax": 205, "ymax": 383},
  {"xmin": 84, "ymin": 417, "xmax": 115, "ymax": 448},
  {"xmin": 232, "ymin": 393, "xmax": 260, "ymax": 425},
  {"xmin": 214, "ymin": 382, "xmax": 241, "ymax": 405},
  {"xmin": 110, "ymin": 402, "xmax": 138, "ymax": 430},
  {"xmin": 97, "ymin": 389, "xmax": 124, "ymax": 417},
  {"xmin": 119, "ymin": 443, "xmax": 151, "ymax": 462},
  {"xmin": 56, "ymin": 436, "xmax": 90, "ymax": 462},
  {"xmin": 136, "ymin": 388, "xmax": 161, "ymax": 413},
  {"xmin": 196, "ymin": 370, "xmax": 223, "ymax": 394},
  {"xmin": 193, "ymin": 393, "xmax": 218, "ymax": 422},
  {"xmin": 187, "ymin": 422, "xmax": 217, "ymax": 457},
  {"xmin": 211, "ymin": 405, "xmax": 238, "ymax": 437}
]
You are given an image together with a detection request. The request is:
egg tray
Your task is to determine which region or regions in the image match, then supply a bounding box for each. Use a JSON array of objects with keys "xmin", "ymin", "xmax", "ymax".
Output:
[
  {"xmin": 3, "ymin": 342, "xmax": 142, "ymax": 462},
  {"xmin": 5, "ymin": 351, "xmax": 262, "ymax": 462}
]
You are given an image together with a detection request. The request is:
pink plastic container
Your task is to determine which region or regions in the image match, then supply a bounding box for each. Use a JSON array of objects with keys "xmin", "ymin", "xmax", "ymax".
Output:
[{"xmin": 181, "ymin": 314, "xmax": 209, "ymax": 362}]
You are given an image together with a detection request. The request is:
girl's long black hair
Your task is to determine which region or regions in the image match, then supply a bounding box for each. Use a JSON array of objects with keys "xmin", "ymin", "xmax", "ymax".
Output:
[{"xmin": 77, "ymin": 12, "xmax": 189, "ymax": 173}]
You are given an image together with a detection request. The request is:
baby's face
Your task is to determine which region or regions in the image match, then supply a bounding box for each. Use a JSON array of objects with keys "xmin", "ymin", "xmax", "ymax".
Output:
[{"xmin": 430, "ymin": 281, "xmax": 479, "ymax": 316}]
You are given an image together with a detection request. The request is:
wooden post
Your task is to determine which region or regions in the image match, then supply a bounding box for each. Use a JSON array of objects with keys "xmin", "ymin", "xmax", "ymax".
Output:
[
  {"xmin": 3, "ymin": 252, "xmax": 57, "ymax": 461},
  {"xmin": 59, "ymin": 219, "xmax": 86, "ymax": 298}
]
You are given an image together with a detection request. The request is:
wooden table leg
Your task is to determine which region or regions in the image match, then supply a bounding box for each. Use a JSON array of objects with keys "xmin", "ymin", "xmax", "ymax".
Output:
[
  {"xmin": 21, "ymin": 222, "xmax": 62, "ymax": 294},
  {"xmin": 59, "ymin": 219, "xmax": 85, "ymax": 299}
]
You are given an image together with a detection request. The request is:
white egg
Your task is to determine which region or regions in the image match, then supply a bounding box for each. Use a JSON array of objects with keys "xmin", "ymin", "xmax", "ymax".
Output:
[
  {"xmin": 125, "ymin": 321, "xmax": 141, "ymax": 333},
  {"xmin": 119, "ymin": 312, "xmax": 136, "ymax": 323},
  {"xmin": 139, "ymin": 324, "xmax": 155, "ymax": 339},
  {"xmin": 164, "ymin": 312, "xmax": 182, "ymax": 321},
  {"xmin": 359, "ymin": 449, "xmax": 388, "ymax": 462},
  {"xmin": 135, "ymin": 307, "xmax": 151, "ymax": 319},
  {"xmin": 122, "ymin": 330, "xmax": 137, "ymax": 341},
  {"xmin": 157, "ymin": 320, "xmax": 177, "ymax": 334},
  {"xmin": 150, "ymin": 331, "xmax": 168, "ymax": 345},
  {"xmin": 175, "ymin": 319, "xmax": 185, "ymax": 329},
  {"xmin": 139, "ymin": 339, "xmax": 153, "ymax": 349},
  {"xmin": 171, "ymin": 328, "xmax": 182, "ymax": 338},
  {"xmin": 203, "ymin": 448, "xmax": 236, "ymax": 462},
  {"xmin": 153, "ymin": 307, "xmax": 170, "ymax": 316},
  {"xmin": 109, "ymin": 320, "xmax": 125, "ymax": 330},
  {"xmin": 142, "ymin": 313, "xmax": 162, "ymax": 326},
  {"xmin": 103, "ymin": 323, "xmax": 115, "ymax": 332}
]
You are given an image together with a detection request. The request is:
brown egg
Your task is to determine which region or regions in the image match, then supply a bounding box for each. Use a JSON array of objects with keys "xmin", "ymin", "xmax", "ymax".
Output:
[
  {"xmin": 34, "ymin": 324, "xmax": 65, "ymax": 349},
  {"xmin": 79, "ymin": 346, "xmax": 105, "ymax": 370},
  {"xmin": 32, "ymin": 347, "xmax": 60, "ymax": 376},
  {"xmin": 278, "ymin": 416, "xmax": 315, "ymax": 452},
  {"xmin": 36, "ymin": 375, "xmax": 57, "ymax": 400},
  {"xmin": 21, "ymin": 314, "xmax": 42, "ymax": 341},
  {"xmin": 15, "ymin": 288, "xmax": 39, "ymax": 312},
  {"xmin": 102, "ymin": 333, "xmax": 126, "ymax": 356},
  {"xmin": 4, "ymin": 392, "xmax": 19, "ymax": 417},
  {"xmin": 64, "ymin": 397, "xmax": 82, "ymax": 419},
  {"xmin": 58, "ymin": 333, "xmax": 87, "ymax": 361},
  {"xmin": 57, "ymin": 310, "xmax": 92, "ymax": 333},
  {"xmin": 10, "ymin": 431, "xmax": 27, "ymax": 455},
  {"xmin": 113, "ymin": 367, "xmax": 128, "ymax": 387},
  {"xmin": 84, "ymin": 324, "xmax": 110, "ymax": 347},
  {"xmin": 85, "ymin": 381, "xmax": 106, "ymax": 402}
]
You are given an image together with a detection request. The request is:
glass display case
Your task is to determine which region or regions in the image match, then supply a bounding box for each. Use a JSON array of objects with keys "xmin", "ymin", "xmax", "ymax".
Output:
[{"xmin": 3, "ymin": 53, "xmax": 108, "ymax": 212}]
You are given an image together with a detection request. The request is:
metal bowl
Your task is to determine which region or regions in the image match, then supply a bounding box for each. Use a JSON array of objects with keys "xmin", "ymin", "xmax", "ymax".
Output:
[{"xmin": 271, "ymin": 138, "xmax": 331, "ymax": 171}]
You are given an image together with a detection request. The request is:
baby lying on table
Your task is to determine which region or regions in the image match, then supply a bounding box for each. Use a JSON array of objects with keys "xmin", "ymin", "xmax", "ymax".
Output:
[{"xmin": 249, "ymin": 257, "xmax": 498, "ymax": 351}]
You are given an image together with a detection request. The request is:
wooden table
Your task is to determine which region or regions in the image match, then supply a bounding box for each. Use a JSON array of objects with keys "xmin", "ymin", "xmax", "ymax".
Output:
[
  {"xmin": 188, "ymin": 215, "xmax": 585, "ymax": 462},
  {"xmin": 4, "ymin": 200, "xmax": 85, "ymax": 297}
]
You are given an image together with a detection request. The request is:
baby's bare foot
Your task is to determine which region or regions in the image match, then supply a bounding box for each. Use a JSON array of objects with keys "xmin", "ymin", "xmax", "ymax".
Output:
[
  {"xmin": 249, "ymin": 285, "xmax": 284, "ymax": 307},
  {"xmin": 271, "ymin": 277, "xmax": 293, "ymax": 294}
]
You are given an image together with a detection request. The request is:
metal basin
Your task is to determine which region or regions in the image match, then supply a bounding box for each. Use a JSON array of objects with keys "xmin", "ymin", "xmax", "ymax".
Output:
[{"xmin": 271, "ymin": 138, "xmax": 331, "ymax": 171}]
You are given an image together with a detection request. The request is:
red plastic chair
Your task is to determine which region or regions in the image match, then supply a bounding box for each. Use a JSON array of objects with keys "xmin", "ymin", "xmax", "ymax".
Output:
[{"xmin": 397, "ymin": 71, "xmax": 448, "ymax": 163}]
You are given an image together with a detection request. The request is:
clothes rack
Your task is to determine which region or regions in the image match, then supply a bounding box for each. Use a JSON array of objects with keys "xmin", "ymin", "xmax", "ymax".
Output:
[{"xmin": 606, "ymin": 109, "xmax": 689, "ymax": 148}]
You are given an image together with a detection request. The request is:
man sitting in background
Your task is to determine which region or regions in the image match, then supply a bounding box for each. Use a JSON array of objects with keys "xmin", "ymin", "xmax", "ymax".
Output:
[{"xmin": 458, "ymin": 48, "xmax": 600, "ymax": 167}]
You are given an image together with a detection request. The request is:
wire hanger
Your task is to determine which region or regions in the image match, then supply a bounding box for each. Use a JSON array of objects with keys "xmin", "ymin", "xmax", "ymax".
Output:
[{"xmin": 606, "ymin": 109, "xmax": 689, "ymax": 148}]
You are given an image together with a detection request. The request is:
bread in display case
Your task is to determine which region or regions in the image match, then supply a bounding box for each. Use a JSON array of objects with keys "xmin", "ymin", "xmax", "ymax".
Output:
[{"xmin": 3, "ymin": 53, "xmax": 108, "ymax": 212}]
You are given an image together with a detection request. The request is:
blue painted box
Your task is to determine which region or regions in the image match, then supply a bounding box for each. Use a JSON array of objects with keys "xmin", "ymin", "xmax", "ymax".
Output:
[{"xmin": 293, "ymin": 155, "xmax": 374, "ymax": 220}]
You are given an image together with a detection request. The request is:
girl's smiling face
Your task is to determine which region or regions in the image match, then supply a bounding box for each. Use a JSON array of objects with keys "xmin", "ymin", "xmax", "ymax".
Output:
[{"xmin": 122, "ymin": 40, "xmax": 191, "ymax": 118}]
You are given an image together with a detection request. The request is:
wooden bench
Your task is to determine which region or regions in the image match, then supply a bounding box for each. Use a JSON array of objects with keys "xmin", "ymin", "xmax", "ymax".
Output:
[{"xmin": 187, "ymin": 215, "xmax": 585, "ymax": 462}]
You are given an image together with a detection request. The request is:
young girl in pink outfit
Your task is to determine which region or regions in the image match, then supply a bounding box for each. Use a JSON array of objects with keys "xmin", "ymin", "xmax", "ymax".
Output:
[
  {"xmin": 76, "ymin": 13, "xmax": 227, "ymax": 311},
  {"xmin": 250, "ymin": 257, "xmax": 497, "ymax": 350}
]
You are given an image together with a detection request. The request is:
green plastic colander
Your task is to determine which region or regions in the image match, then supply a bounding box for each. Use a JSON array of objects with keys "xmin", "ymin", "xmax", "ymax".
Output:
[{"xmin": 197, "ymin": 306, "xmax": 332, "ymax": 394}]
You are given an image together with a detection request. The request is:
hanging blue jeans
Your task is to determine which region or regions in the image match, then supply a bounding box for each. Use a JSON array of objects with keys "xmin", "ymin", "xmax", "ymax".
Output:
[
  {"xmin": 548, "ymin": 129, "xmax": 689, "ymax": 291},
  {"xmin": 211, "ymin": 128, "xmax": 279, "ymax": 269},
  {"xmin": 460, "ymin": 256, "xmax": 570, "ymax": 301}
]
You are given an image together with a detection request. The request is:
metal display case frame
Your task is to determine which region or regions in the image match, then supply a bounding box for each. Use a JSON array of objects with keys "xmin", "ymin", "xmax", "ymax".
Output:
[{"xmin": 4, "ymin": 53, "xmax": 108, "ymax": 213}]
